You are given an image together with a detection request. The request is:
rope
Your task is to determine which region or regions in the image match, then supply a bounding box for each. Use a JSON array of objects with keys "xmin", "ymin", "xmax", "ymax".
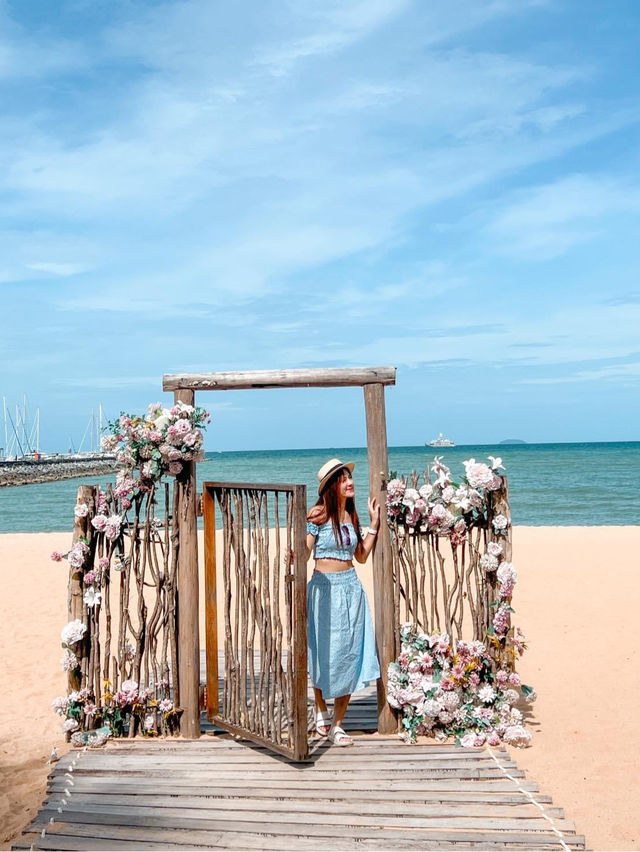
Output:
[
  {"xmin": 33, "ymin": 747, "xmax": 87, "ymax": 849},
  {"xmin": 487, "ymin": 746, "xmax": 573, "ymax": 852}
]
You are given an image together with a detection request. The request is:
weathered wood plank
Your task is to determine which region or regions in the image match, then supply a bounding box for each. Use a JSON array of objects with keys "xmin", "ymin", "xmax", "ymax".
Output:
[
  {"xmin": 45, "ymin": 791, "xmax": 565, "ymax": 820},
  {"xmin": 18, "ymin": 824, "xmax": 585, "ymax": 851},
  {"xmin": 40, "ymin": 801, "xmax": 577, "ymax": 833},
  {"xmin": 25, "ymin": 813, "xmax": 586, "ymax": 848},
  {"xmin": 162, "ymin": 367, "xmax": 397, "ymax": 392},
  {"xmin": 48, "ymin": 780, "xmax": 552, "ymax": 803}
]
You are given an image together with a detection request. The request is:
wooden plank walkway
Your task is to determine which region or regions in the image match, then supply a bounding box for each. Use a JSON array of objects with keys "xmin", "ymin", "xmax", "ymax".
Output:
[{"xmin": 15, "ymin": 736, "xmax": 585, "ymax": 850}]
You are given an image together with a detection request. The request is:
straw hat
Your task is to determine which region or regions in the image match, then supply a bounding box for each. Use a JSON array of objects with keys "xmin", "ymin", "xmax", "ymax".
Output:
[{"xmin": 317, "ymin": 458, "xmax": 355, "ymax": 495}]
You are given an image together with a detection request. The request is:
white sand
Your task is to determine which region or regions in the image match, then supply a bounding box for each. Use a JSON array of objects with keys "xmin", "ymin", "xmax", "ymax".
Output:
[{"xmin": 1, "ymin": 527, "xmax": 639, "ymax": 849}]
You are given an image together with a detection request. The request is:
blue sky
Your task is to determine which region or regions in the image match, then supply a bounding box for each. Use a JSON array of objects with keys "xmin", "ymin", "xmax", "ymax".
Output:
[{"xmin": 1, "ymin": 0, "xmax": 639, "ymax": 452}]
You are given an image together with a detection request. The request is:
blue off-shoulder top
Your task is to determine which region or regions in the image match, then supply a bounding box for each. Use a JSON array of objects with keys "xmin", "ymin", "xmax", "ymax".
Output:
[{"xmin": 306, "ymin": 520, "xmax": 361, "ymax": 561}]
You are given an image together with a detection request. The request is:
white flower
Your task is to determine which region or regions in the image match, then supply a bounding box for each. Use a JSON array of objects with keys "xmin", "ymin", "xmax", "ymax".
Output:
[
  {"xmin": 480, "ymin": 553, "xmax": 499, "ymax": 572},
  {"xmin": 487, "ymin": 542, "xmax": 503, "ymax": 557},
  {"xmin": 121, "ymin": 679, "xmax": 138, "ymax": 694},
  {"xmin": 418, "ymin": 483, "xmax": 433, "ymax": 501},
  {"xmin": 463, "ymin": 459, "xmax": 495, "ymax": 489},
  {"xmin": 62, "ymin": 619, "xmax": 87, "ymax": 646},
  {"xmin": 488, "ymin": 456, "xmax": 505, "ymax": 471},
  {"xmin": 460, "ymin": 732, "xmax": 477, "ymax": 748},
  {"xmin": 74, "ymin": 503, "xmax": 89, "ymax": 518},
  {"xmin": 501, "ymin": 688, "xmax": 520, "ymax": 706},
  {"xmin": 52, "ymin": 696, "xmax": 69, "ymax": 716},
  {"xmin": 503, "ymin": 724, "xmax": 531, "ymax": 748},
  {"xmin": 432, "ymin": 457, "xmax": 451, "ymax": 487},
  {"xmin": 62, "ymin": 718, "xmax": 79, "ymax": 733},
  {"xmin": 401, "ymin": 488, "xmax": 420, "ymax": 510},
  {"xmin": 83, "ymin": 587, "xmax": 102, "ymax": 608},
  {"xmin": 153, "ymin": 412, "xmax": 172, "ymax": 431},
  {"xmin": 478, "ymin": 685, "xmax": 496, "ymax": 704},
  {"xmin": 441, "ymin": 485, "xmax": 455, "ymax": 503},
  {"xmin": 158, "ymin": 699, "xmax": 173, "ymax": 713},
  {"xmin": 492, "ymin": 514, "xmax": 510, "ymax": 531},
  {"xmin": 60, "ymin": 650, "xmax": 78, "ymax": 672},
  {"xmin": 143, "ymin": 714, "xmax": 156, "ymax": 731}
]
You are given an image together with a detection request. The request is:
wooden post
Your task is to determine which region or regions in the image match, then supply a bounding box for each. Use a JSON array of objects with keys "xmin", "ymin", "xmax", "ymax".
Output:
[
  {"xmin": 363, "ymin": 383, "xmax": 397, "ymax": 734},
  {"xmin": 175, "ymin": 389, "xmax": 200, "ymax": 738},
  {"xmin": 291, "ymin": 485, "xmax": 309, "ymax": 761},
  {"xmin": 203, "ymin": 485, "xmax": 219, "ymax": 720},
  {"xmin": 68, "ymin": 485, "xmax": 95, "ymax": 693}
]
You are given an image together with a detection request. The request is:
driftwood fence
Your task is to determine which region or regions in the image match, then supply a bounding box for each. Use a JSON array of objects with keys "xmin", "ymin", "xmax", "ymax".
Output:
[
  {"xmin": 66, "ymin": 482, "xmax": 183, "ymax": 737},
  {"xmin": 388, "ymin": 477, "xmax": 514, "ymax": 671}
]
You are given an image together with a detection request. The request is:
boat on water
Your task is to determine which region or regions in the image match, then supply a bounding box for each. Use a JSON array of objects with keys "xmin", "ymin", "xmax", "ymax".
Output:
[{"xmin": 427, "ymin": 433, "xmax": 455, "ymax": 448}]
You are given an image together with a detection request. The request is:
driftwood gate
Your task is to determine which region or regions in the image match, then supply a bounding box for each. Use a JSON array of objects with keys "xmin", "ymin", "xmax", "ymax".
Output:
[{"xmin": 162, "ymin": 367, "xmax": 398, "ymax": 742}]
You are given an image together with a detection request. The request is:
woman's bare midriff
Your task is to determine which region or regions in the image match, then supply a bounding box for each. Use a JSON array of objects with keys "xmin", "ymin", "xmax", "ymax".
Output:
[{"xmin": 314, "ymin": 558, "xmax": 354, "ymax": 574}]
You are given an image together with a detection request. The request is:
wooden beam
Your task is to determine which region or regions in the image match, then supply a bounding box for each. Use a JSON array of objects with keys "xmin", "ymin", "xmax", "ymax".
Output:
[
  {"xmin": 174, "ymin": 389, "xmax": 201, "ymax": 738},
  {"xmin": 363, "ymin": 383, "xmax": 397, "ymax": 736},
  {"xmin": 163, "ymin": 367, "xmax": 396, "ymax": 392}
]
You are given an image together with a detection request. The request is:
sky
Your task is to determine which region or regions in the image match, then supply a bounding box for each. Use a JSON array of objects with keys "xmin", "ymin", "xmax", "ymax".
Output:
[{"xmin": 1, "ymin": 0, "xmax": 639, "ymax": 452}]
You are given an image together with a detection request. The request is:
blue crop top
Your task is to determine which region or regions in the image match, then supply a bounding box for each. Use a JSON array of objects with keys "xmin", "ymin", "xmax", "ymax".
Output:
[{"xmin": 306, "ymin": 520, "xmax": 361, "ymax": 561}]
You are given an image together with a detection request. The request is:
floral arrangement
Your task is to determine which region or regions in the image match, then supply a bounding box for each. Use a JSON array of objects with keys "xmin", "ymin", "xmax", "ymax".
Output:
[
  {"xmin": 386, "ymin": 456, "xmax": 509, "ymax": 543},
  {"xmin": 388, "ymin": 624, "xmax": 536, "ymax": 746},
  {"xmin": 52, "ymin": 675, "xmax": 180, "ymax": 741},
  {"xmin": 101, "ymin": 401, "xmax": 210, "ymax": 482}
]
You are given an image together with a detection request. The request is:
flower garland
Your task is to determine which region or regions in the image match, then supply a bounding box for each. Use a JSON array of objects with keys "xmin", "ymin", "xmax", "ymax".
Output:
[
  {"xmin": 51, "ymin": 400, "xmax": 210, "ymax": 742},
  {"xmin": 386, "ymin": 456, "xmax": 536, "ymax": 745}
]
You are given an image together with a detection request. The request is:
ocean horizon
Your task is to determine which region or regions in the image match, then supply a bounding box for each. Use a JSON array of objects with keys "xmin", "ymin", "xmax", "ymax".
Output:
[{"xmin": 0, "ymin": 440, "xmax": 638, "ymax": 533}]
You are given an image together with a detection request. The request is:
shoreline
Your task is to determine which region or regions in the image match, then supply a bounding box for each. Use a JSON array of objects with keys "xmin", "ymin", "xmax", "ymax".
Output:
[{"xmin": 2, "ymin": 526, "xmax": 639, "ymax": 850}]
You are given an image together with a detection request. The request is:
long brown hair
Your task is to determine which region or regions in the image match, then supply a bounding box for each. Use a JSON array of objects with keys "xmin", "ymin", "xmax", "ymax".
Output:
[{"xmin": 307, "ymin": 467, "xmax": 362, "ymax": 548}]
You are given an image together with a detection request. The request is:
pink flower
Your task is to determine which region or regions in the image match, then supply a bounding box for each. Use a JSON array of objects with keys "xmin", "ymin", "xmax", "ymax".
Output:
[
  {"xmin": 495, "ymin": 670, "xmax": 509, "ymax": 686},
  {"xmin": 493, "ymin": 604, "xmax": 511, "ymax": 636},
  {"xmin": 508, "ymin": 672, "xmax": 521, "ymax": 686},
  {"xmin": 83, "ymin": 702, "xmax": 97, "ymax": 718},
  {"xmin": 92, "ymin": 514, "xmax": 107, "ymax": 532},
  {"xmin": 468, "ymin": 672, "xmax": 480, "ymax": 687},
  {"xmin": 51, "ymin": 551, "xmax": 64, "ymax": 562},
  {"xmin": 121, "ymin": 498, "xmax": 132, "ymax": 510},
  {"xmin": 98, "ymin": 557, "xmax": 109, "ymax": 570},
  {"xmin": 83, "ymin": 570, "xmax": 96, "ymax": 586},
  {"xmin": 487, "ymin": 730, "xmax": 501, "ymax": 746},
  {"xmin": 148, "ymin": 430, "xmax": 162, "ymax": 443},
  {"xmin": 474, "ymin": 733, "xmax": 486, "ymax": 747},
  {"xmin": 169, "ymin": 461, "xmax": 183, "ymax": 475}
]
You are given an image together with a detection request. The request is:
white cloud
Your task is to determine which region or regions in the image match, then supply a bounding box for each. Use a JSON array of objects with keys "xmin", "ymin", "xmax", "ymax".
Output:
[
  {"xmin": 27, "ymin": 262, "xmax": 91, "ymax": 276},
  {"xmin": 483, "ymin": 174, "xmax": 640, "ymax": 259}
]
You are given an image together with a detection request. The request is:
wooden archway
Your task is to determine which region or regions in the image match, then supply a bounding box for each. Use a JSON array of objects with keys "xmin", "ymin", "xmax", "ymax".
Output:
[{"xmin": 162, "ymin": 367, "xmax": 397, "ymax": 737}]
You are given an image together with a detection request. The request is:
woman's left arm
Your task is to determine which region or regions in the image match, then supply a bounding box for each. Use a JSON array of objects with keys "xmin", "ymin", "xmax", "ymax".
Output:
[{"xmin": 355, "ymin": 497, "xmax": 381, "ymax": 563}]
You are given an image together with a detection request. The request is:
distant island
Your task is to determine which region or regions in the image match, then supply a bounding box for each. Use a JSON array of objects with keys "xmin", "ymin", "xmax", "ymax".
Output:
[{"xmin": 499, "ymin": 439, "xmax": 528, "ymax": 445}]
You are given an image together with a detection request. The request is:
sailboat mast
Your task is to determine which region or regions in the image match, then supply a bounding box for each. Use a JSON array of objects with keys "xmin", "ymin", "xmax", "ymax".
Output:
[{"xmin": 3, "ymin": 397, "xmax": 8, "ymax": 457}]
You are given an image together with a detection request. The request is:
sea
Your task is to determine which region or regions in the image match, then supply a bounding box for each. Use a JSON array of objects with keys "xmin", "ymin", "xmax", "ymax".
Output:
[{"xmin": 0, "ymin": 442, "xmax": 638, "ymax": 533}]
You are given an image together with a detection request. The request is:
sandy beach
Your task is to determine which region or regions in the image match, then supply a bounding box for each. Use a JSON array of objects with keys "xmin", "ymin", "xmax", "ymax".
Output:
[{"xmin": 1, "ymin": 526, "xmax": 639, "ymax": 850}]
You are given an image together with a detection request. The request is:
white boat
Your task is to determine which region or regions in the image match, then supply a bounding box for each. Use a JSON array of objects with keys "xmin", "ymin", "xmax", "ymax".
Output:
[{"xmin": 427, "ymin": 433, "xmax": 455, "ymax": 448}]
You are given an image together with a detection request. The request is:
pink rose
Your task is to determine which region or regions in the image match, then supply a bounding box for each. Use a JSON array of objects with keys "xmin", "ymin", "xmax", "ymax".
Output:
[{"xmin": 51, "ymin": 551, "xmax": 64, "ymax": 562}]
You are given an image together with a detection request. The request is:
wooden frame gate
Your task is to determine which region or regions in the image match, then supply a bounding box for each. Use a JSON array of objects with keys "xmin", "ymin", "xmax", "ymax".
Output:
[
  {"xmin": 202, "ymin": 481, "xmax": 309, "ymax": 761},
  {"xmin": 162, "ymin": 366, "xmax": 397, "ymax": 739}
]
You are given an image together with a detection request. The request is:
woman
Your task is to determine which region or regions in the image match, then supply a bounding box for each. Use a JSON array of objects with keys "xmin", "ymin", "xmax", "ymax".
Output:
[{"xmin": 306, "ymin": 458, "xmax": 381, "ymax": 746}]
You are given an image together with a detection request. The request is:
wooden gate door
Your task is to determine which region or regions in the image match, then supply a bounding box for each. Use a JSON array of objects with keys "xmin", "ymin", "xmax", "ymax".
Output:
[{"xmin": 202, "ymin": 481, "xmax": 310, "ymax": 761}]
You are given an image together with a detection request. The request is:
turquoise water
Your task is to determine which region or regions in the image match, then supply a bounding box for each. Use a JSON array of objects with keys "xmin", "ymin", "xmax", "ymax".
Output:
[{"xmin": 0, "ymin": 442, "xmax": 638, "ymax": 533}]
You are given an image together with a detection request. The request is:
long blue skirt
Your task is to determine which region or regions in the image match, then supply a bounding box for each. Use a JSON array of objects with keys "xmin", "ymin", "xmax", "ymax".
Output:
[{"xmin": 307, "ymin": 567, "xmax": 380, "ymax": 699}]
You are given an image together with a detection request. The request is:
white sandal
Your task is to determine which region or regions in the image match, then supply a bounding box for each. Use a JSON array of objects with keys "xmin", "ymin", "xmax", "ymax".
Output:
[
  {"xmin": 328, "ymin": 724, "xmax": 353, "ymax": 747},
  {"xmin": 315, "ymin": 709, "xmax": 333, "ymax": 736}
]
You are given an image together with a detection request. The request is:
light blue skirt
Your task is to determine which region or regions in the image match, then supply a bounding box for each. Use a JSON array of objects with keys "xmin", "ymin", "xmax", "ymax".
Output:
[{"xmin": 307, "ymin": 567, "xmax": 380, "ymax": 699}]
